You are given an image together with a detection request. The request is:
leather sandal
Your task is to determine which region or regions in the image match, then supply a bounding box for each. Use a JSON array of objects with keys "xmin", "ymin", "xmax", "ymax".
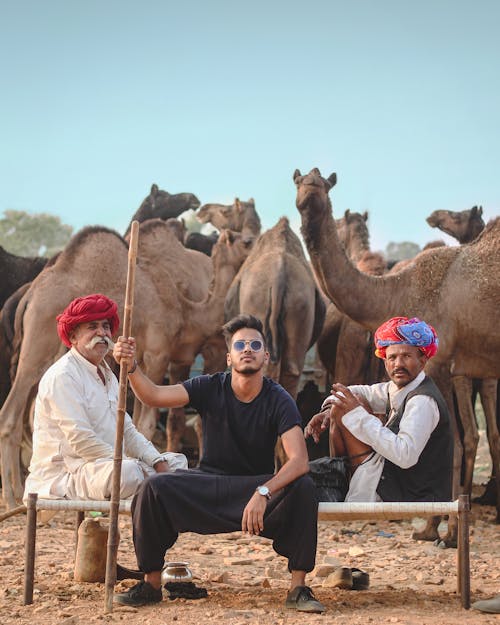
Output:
[{"xmin": 351, "ymin": 567, "xmax": 370, "ymax": 590}]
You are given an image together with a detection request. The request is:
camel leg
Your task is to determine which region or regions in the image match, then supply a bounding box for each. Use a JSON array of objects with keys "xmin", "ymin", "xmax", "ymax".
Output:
[
  {"xmin": 453, "ymin": 376, "xmax": 479, "ymax": 496},
  {"xmin": 478, "ymin": 379, "xmax": 500, "ymax": 522},
  {"xmin": 166, "ymin": 407, "xmax": 186, "ymax": 453},
  {"xmin": 192, "ymin": 414, "xmax": 203, "ymax": 462}
]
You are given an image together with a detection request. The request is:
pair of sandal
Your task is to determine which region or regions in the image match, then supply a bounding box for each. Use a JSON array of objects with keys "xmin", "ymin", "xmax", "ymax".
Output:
[{"xmin": 328, "ymin": 566, "xmax": 370, "ymax": 590}]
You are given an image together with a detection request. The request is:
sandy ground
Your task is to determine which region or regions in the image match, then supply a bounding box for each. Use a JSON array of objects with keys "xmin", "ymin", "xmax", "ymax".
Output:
[{"xmin": 1, "ymin": 434, "xmax": 499, "ymax": 625}]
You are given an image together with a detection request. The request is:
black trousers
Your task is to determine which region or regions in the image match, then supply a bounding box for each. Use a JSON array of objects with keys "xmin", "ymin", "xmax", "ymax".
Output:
[{"xmin": 131, "ymin": 470, "xmax": 318, "ymax": 573}]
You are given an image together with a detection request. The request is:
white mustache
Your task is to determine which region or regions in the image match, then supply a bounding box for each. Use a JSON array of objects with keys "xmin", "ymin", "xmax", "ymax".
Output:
[{"xmin": 85, "ymin": 336, "xmax": 115, "ymax": 351}]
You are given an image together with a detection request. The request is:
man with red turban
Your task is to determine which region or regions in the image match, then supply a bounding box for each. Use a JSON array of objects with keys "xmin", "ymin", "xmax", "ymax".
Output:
[
  {"xmin": 24, "ymin": 294, "xmax": 187, "ymax": 503},
  {"xmin": 306, "ymin": 316, "xmax": 452, "ymax": 505}
]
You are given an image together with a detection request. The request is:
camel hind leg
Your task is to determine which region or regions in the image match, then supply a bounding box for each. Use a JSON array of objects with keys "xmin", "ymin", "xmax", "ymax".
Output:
[{"xmin": 478, "ymin": 378, "xmax": 500, "ymax": 522}]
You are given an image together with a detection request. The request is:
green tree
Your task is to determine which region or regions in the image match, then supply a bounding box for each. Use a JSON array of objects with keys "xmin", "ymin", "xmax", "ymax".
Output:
[
  {"xmin": 0, "ymin": 210, "xmax": 73, "ymax": 257},
  {"xmin": 385, "ymin": 241, "xmax": 421, "ymax": 262}
]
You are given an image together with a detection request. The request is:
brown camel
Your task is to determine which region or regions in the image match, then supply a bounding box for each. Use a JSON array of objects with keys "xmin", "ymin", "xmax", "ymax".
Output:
[
  {"xmin": 134, "ymin": 221, "xmax": 252, "ymax": 448},
  {"xmin": 427, "ymin": 206, "xmax": 499, "ymax": 513},
  {"xmin": 0, "ymin": 226, "xmax": 187, "ymax": 508},
  {"xmin": 225, "ymin": 217, "xmax": 326, "ymax": 401},
  {"xmin": 124, "ymin": 183, "xmax": 200, "ymax": 238},
  {"xmin": 197, "ymin": 197, "xmax": 261, "ymax": 238},
  {"xmin": 294, "ymin": 167, "xmax": 500, "ymax": 526},
  {"xmin": 426, "ymin": 205, "xmax": 485, "ymax": 244},
  {"xmin": 316, "ymin": 211, "xmax": 386, "ymax": 390},
  {"xmin": 164, "ymin": 217, "xmax": 187, "ymax": 243}
]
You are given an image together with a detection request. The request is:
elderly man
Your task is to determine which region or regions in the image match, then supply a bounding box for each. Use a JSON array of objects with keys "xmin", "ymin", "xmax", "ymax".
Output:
[
  {"xmin": 112, "ymin": 314, "xmax": 325, "ymax": 613},
  {"xmin": 306, "ymin": 316, "xmax": 453, "ymax": 503},
  {"xmin": 24, "ymin": 293, "xmax": 186, "ymax": 502}
]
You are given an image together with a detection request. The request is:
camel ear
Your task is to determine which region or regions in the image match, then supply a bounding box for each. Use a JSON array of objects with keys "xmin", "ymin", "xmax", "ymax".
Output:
[
  {"xmin": 248, "ymin": 198, "xmax": 255, "ymax": 206},
  {"xmin": 478, "ymin": 205, "xmax": 483, "ymax": 216},
  {"xmin": 362, "ymin": 211, "xmax": 368, "ymax": 221},
  {"xmin": 327, "ymin": 173, "xmax": 337, "ymax": 188},
  {"xmin": 344, "ymin": 209, "xmax": 351, "ymax": 220},
  {"xmin": 151, "ymin": 183, "xmax": 159, "ymax": 195},
  {"xmin": 293, "ymin": 169, "xmax": 302, "ymax": 183}
]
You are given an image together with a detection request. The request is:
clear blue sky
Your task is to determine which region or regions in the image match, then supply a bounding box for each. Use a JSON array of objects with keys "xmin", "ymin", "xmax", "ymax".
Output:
[{"xmin": 1, "ymin": 0, "xmax": 498, "ymax": 252}]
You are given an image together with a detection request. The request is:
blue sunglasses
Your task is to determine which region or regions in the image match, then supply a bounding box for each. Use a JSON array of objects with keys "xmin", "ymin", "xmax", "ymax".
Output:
[{"xmin": 232, "ymin": 339, "xmax": 264, "ymax": 352}]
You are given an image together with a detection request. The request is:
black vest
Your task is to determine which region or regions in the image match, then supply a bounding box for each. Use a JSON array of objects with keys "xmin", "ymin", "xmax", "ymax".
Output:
[{"xmin": 376, "ymin": 376, "xmax": 453, "ymax": 502}]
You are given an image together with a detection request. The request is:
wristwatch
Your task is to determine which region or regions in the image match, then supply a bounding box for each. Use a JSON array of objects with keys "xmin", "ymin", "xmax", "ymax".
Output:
[{"xmin": 256, "ymin": 485, "xmax": 271, "ymax": 500}]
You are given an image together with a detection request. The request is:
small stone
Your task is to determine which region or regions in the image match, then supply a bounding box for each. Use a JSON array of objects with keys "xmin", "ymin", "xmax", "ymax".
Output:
[
  {"xmin": 209, "ymin": 571, "xmax": 229, "ymax": 583},
  {"xmin": 198, "ymin": 546, "xmax": 214, "ymax": 555},
  {"xmin": 223, "ymin": 557, "xmax": 253, "ymax": 566},
  {"xmin": 312, "ymin": 564, "xmax": 338, "ymax": 577},
  {"xmin": 348, "ymin": 546, "xmax": 365, "ymax": 557}
]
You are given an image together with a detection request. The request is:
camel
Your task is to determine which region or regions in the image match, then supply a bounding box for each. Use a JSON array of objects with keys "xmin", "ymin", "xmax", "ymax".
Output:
[
  {"xmin": 134, "ymin": 221, "xmax": 253, "ymax": 448},
  {"xmin": 426, "ymin": 206, "xmax": 485, "ymax": 244},
  {"xmin": 294, "ymin": 167, "xmax": 500, "ymax": 526},
  {"xmin": 124, "ymin": 183, "xmax": 200, "ymax": 238},
  {"xmin": 185, "ymin": 231, "xmax": 219, "ymax": 256},
  {"xmin": 225, "ymin": 217, "xmax": 325, "ymax": 401},
  {"xmin": 164, "ymin": 217, "xmax": 187, "ymax": 244},
  {"xmin": 0, "ymin": 226, "xmax": 187, "ymax": 508},
  {"xmin": 0, "ymin": 245, "xmax": 47, "ymax": 308},
  {"xmin": 427, "ymin": 206, "xmax": 499, "ymax": 510},
  {"xmin": 197, "ymin": 197, "xmax": 261, "ymax": 238},
  {"xmin": 316, "ymin": 211, "xmax": 386, "ymax": 389}
]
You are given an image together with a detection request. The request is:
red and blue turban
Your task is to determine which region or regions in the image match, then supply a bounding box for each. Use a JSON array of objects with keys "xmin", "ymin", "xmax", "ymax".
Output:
[
  {"xmin": 56, "ymin": 294, "xmax": 120, "ymax": 347},
  {"xmin": 374, "ymin": 316, "xmax": 439, "ymax": 359}
]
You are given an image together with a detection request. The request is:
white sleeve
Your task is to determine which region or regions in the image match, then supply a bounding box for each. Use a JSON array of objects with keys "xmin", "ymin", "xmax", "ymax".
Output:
[
  {"xmin": 342, "ymin": 395, "xmax": 440, "ymax": 468},
  {"xmin": 123, "ymin": 417, "xmax": 188, "ymax": 470},
  {"xmin": 321, "ymin": 383, "xmax": 389, "ymax": 414}
]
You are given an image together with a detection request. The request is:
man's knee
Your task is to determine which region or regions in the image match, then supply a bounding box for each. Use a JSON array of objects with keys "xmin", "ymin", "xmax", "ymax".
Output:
[{"xmin": 120, "ymin": 460, "xmax": 147, "ymax": 499}]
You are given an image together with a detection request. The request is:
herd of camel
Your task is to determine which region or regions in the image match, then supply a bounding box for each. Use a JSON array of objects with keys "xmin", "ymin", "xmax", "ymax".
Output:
[{"xmin": 0, "ymin": 168, "xmax": 498, "ymax": 545}]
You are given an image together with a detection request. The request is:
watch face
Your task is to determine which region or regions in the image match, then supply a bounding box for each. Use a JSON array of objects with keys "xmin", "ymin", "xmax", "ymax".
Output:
[{"xmin": 257, "ymin": 486, "xmax": 270, "ymax": 498}]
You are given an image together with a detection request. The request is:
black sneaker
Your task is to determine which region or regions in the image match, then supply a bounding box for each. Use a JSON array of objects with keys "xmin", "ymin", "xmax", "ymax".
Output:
[
  {"xmin": 285, "ymin": 585, "xmax": 326, "ymax": 613},
  {"xmin": 114, "ymin": 581, "xmax": 162, "ymax": 606}
]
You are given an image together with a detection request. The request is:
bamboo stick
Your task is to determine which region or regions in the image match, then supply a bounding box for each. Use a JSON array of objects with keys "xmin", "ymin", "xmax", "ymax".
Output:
[{"xmin": 104, "ymin": 220, "xmax": 139, "ymax": 612}]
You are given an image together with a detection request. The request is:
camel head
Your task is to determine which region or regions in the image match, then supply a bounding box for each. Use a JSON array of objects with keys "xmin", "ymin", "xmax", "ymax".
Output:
[
  {"xmin": 197, "ymin": 198, "xmax": 258, "ymax": 234},
  {"xmin": 125, "ymin": 185, "xmax": 200, "ymax": 238},
  {"xmin": 426, "ymin": 206, "xmax": 485, "ymax": 244},
  {"xmin": 211, "ymin": 229, "xmax": 254, "ymax": 271},
  {"xmin": 293, "ymin": 168, "xmax": 337, "ymax": 215},
  {"xmin": 336, "ymin": 209, "xmax": 370, "ymax": 261},
  {"xmin": 142, "ymin": 183, "xmax": 201, "ymax": 220}
]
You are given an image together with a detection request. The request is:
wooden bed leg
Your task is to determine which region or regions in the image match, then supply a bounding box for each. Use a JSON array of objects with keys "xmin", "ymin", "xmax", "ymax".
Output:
[
  {"xmin": 457, "ymin": 494, "xmax": 470, "ymax": 609},
  {"xmin": 23, "ymin": 493, "xmax": 38, "ymax": 605}
]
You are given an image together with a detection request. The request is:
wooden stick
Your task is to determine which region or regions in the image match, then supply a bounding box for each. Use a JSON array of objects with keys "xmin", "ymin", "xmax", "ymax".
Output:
[{"xmin": 104, "ymin": 220, "xmax": 139, "ymax": 613}]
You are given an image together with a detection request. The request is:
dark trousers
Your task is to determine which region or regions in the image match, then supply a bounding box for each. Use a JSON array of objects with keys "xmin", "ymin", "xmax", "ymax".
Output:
[{"xmin": 131, "ymin": 470, "xmax": 318, "ymax": 573}]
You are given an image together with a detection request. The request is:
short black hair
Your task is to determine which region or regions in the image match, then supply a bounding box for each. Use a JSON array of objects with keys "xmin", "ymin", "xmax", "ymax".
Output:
[{"xmin": 222, "ymin": 314, "xmax": 265, "ymax": 350}]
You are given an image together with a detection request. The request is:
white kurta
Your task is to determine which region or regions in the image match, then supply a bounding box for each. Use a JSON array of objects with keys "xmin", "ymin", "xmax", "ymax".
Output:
[
  {"xmin": 24, "ymin": 348, "xmax": 187, "ymax": 501},
  {"xmin": 322, "ymin": 372, "xmax": 440, "ymax": 502}
]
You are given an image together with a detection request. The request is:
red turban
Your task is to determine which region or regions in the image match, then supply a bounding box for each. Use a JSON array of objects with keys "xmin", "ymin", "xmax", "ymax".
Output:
[
  {"xmin": 374, "ymin": 316, "xmax": 439, "ymax": 360},
  {"xmin": 56, "ymin": 294, "xmax": 120, "ymax": 347}
]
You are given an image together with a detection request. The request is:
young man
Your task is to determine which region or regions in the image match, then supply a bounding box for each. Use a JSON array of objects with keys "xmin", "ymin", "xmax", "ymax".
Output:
[
  {"xmin": 24, "ymin": 294, "xmax": 187, "ymax": 503},
  {"xmin": 113, "ymin": 314, "xmax": 325, "ymax": 613},
  {"xmin": 306, "ymin": 316, "xmax": 453, "ymax": 503}
]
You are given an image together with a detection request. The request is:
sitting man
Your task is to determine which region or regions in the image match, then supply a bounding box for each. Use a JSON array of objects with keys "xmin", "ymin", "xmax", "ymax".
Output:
[
  {"xmin": 112, "ymin": 314, "xmax": 325, "ymax": 613},
  {"xmin": 305, "ymin": 316, "xmax": 453, "ymax": 503},
  {"xmin": 24, "ymin": 293, "xmax": 187, "ymax": 503}
]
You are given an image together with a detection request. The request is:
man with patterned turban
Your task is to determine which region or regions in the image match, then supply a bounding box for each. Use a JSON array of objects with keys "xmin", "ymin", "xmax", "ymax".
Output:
[
  {"xmin": 24, "ymin": 294, "xmax": 187, "ymax": 502},
  {"xmin": 305, "ymin": 316, "xmax": 453, "ymax": 503}
]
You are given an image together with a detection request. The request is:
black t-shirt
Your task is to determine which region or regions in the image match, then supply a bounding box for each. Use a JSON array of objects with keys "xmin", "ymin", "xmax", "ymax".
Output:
[{"xmin": 182, "ymin": 372, "xmax": 301, "ymax": 475}]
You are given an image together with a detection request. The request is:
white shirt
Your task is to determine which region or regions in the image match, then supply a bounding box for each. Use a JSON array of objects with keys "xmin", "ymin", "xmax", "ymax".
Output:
[
  {"xmin": 25, "ymin": 347, "xmax": 185, "ymax": 499},
  {"xmin": 322, "ymin": 371, "xmax": 440, "ymax": 501}
]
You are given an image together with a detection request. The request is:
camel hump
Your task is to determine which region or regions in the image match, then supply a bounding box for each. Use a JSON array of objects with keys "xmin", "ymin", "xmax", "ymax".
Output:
[{"xmin": 264, "ymin": 256, "xmax": 286, "ymax": 364}]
